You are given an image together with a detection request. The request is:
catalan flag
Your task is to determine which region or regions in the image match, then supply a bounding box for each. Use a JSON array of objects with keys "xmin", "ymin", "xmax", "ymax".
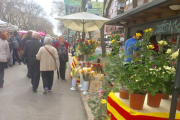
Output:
[
  {"xmin": 107, "ymin": 92, "xmax": 180, "ymax": 120},
  {"xmin": 71, "ymin": 56, "xmax": 80, "ymax": 85}
]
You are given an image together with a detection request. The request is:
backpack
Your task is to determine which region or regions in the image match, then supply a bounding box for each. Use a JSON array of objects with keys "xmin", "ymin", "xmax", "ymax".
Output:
[{"xmin": 11, "ymin": 37, "xmax": 19, "ymax": 49}]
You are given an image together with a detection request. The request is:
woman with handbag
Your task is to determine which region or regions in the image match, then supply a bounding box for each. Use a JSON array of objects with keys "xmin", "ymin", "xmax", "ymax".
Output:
[
  {"xmin": 36, "ymin": 37, "xmax": 59, "ymax": 94},
  {"xmin": 57, "ymin": 35, "xmax": 68, "ymax": 81},
  {"xmin": 0, "ymin": 31, "xmax": 9, "ymax": 88}
]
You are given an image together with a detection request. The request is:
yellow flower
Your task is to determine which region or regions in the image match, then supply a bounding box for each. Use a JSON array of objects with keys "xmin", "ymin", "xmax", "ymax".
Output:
[
  {"xmin": 147, "ymin": 45, "xmax": 154, "ymax": 49},
  {"xmin": 107, "ymin": 53, "xmax": 111, "ymax": 56},
  {"xmin": 163, "ymin": 41, "xmax": 168, "ymax": 46},
  {"xmin": 149, "ymin": 28, "xmax": 153, "ymax": 31},
  {"xmin": 145, "ymin": 29, "xmax": 149, "ymax": 32},
  {"xmin": 88, "ymin": 40, "xmax": 91, "ymax": 44},
  {"xmin": 158, "ymin": 40, "xmax": 168, "ymax": 46},
  {"xmin": 91, "ymin": 71, "xmax": 95, "ymax": 76},
  {"xmin": 87, "ymin": 68, "xmax": 91, "ymax": 72},
  {"xmin": 166, "ymin": 49, "xmax": 172, "ymax": 54},
  {"xmin": 101, "ymin": 99, "xmax": 107, "ymax": 104},
  {"xmin": 158, "ymin": 41, "xmax": 164, "ymax": 45},
  {"xmin": 81, "ymin": 70, "xmax": 85, "ymax": 73},
  {"xmin": 111, "ymin": 40, "xmax": 115, "ymax": 43},
  {"xmin": 92, "ymin": 40, "xmax": 95, "ymax": 43},
  {"xmin": 117, "ymin": 41, "xmax": 119, "ymax": 43},
  {"xmin": 136, "ymin": 33, "xmax": 142, "ymax": 37},
  {"xmin": 171, "ymin": 50, "xmax": 179, "ymax": 59}
]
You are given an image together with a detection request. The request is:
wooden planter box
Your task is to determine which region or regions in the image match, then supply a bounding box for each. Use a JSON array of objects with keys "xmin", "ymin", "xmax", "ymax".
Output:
[{"xmin": 88, "ymin": 80, "xmax": 102, "ymax": 93}]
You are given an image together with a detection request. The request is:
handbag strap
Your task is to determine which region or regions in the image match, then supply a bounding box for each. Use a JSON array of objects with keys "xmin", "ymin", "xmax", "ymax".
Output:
[{"xmin": 44, "ymin": 46, "xmax": 55, "ymax": 60}]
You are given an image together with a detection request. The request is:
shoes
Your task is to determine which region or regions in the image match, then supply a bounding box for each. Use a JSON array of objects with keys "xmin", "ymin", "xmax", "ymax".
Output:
[
  {"xmin": 48, "ymin": 90, "xmax": 51, "ymax": 92},
  {"xmin": 19, "ymin": 62, "xmax": 21, "ymax": 65},
  {"xmin": 44, "ymin": 87, "xmax": 48, "ymax": 94},
  {"xmin": 62, "ymin": 79, "xmax": 67, "ymax": 82},
  {"xmin": 33, "ymin": 89, "xmax": 37, "ymax": 92},
  {"xmin": 0, "ymin": 85, "xmax": 3, "ymax": 88},
  {"xmin": 27, "ymin": 73, "xmax": 31, "ymax": 78}
]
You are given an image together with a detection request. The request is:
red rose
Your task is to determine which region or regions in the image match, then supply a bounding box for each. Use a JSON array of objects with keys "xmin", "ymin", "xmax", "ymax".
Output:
[
  {"xmin": 111, "ymin": 35, "xmax": 113, "ymax": 37},
  {"xmin": 79, "ymin": 63, "xmax": 81, "ymax": 66},
  {"xmin": 91, "ymin": 43, "xmax": 93, "ymax": 45},
  {"xmin": 83, "ymin": 39, "xmax": 85, "ymax": 41},
  {"xmin": 77, "ymin": 40, "xmax": 79, "ymax": 42},
  {"xmin": 81, "ymin": 44, "xmax": 83, "ymax": 46},
  {"xmin": 120, "ymin": 34, "xmax": 123, "ymax": 37},
  {"xmin": 110, "ymin": 84, "xmax": 113, "ymax": 87},
  {"xmin": 86, "ymin": 43, "xmax": 88, "ymax": 45},
  {"xmin": 173, "ymin": 39, "xmax": 177, "ymax": 42},
  {"xmin": 74, "ymin": 43, "xmax": 77, "ymax": 45},
  {"xmin": 100, "ymin": 66, "xmax": 102, "ymax": 69}
]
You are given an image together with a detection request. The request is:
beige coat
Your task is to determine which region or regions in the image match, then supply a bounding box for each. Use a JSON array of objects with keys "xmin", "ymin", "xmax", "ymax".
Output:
[{"xmin": 36, "ymin": 45, "xmax": 59, "ymax": 71}]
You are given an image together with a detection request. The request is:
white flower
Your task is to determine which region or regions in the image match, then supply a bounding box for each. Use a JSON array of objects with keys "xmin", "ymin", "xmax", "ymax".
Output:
[
  {"xmin": 166, "ymin": 49, "xmax": 172, "ymax": 54},
  {"xmin": 136, "ymin": 80, "xmax": 139, "ymax": 82},
  {"xmin": 171, "ymin": 50, "xmax": 179, "ymax": 59}
]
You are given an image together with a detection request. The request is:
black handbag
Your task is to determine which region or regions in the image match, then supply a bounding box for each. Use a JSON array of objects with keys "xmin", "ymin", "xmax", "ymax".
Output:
[{"xmin": 60, "ymin": 53, "xmax": 68, "ymax": 62}]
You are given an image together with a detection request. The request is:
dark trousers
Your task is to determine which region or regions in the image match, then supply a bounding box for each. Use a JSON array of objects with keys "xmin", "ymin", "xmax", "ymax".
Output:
[
  {"xmin": 0, "ymin": 62, "xmax": 5, "ymax": 86},
  {"xmin": 13, "ymin": 49, "xmax": 20, "ymax": 63},
  {"xmin": 28, "ymin": 65, "xmax": 40, "ymax": 90},
  {"xmin": 42, "ymin": 71, "xmax": 54, "ymax": 90},
  {"xmin": 60, "ymin": 61, "xmax": 66, "ymax": 80}
]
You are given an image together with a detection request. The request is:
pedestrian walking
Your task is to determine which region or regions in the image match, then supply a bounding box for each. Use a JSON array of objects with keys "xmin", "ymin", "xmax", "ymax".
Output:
[
  {"xmin": 20, "ymin": 31, "xmax": 33, "ymax": 78},
  {"xmin": 14, "ymin": 31, "xmax": 21, "ymax": 62},
  {"xmin": 11, "ymin": 31, "xmax": 21, "ymax": 65},
  {"xmin": 36, "ymin": 37, "xmax": 59, "ymax": 94},
  {"xmin": 22, "ymin": 32, "xmax": 43, "ymax": 92},
  {"xmin": 0, "ymin": 31, "xmax": 10, "ymax": 88},
  {"xmin": 57, "ymin": 35, "xmax": 68, "ymax": 81}
]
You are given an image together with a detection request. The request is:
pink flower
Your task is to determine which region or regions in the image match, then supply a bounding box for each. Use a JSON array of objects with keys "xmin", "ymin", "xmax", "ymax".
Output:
[
  {"xmin": 98, "ymin": 89, "xmax": 104, "ymax": 94},
  {"xmin": 87, "ymin": 97, "xmax": 90, "ymax": 100}
]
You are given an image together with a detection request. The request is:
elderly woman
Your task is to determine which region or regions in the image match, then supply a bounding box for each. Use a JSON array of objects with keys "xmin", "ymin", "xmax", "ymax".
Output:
[
  {"xmin": 57, "ymin": 35, "xmax": 68, "ymax": 81},
  {"xmin": 36, "ymin": 37, "xmax": 59, "ymax": 94},
  {"xmin": 0, "ymin": 31, "xmax": 9, "ymax": 88}
]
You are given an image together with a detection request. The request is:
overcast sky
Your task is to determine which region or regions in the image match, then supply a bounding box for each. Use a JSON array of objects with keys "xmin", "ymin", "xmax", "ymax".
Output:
[{"xmin": 34, "ymin": 0, "xmax": 104, "ymax": 35}]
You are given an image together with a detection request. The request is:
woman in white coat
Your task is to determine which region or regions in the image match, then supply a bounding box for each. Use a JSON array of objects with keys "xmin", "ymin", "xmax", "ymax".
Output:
[
  {"xmin": 36, "ymin": 37, "xmax": 59, "ymax": 94},
  {"xmin": 0, "ymin": 31, "xmax": 10, "ymax": 88}
]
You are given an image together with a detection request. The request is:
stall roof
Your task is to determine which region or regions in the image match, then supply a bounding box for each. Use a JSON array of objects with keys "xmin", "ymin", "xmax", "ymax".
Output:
[{"xmin": 106, "ymin": 0, "xmax": 179, "ymax": 26}]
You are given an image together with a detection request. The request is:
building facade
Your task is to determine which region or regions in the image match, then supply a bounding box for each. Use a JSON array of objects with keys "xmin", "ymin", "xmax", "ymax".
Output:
[{"xmin": 105, "ymin": 0, "xmax": 125, "ymax": 36}]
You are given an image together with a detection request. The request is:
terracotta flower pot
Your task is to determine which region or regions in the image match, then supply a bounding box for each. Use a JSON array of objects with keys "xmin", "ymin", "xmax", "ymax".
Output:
[
  {"xmin": 177, "ymin": 96, "xmax": 180, "ymax": 111},
  {"xmin": 147, "ymin": 92, "xmax": 162, "ymax": 107},
  {"xmin": 130, "ymin": 93, "xmax": 146, "ymax": 110},
  {"xmin": 119, "ymin": 89, "xmax": 129, "ymax": 99},
  {"xmin": 162, "ymin": 94, "xmax": 169, "ymax": 99}
]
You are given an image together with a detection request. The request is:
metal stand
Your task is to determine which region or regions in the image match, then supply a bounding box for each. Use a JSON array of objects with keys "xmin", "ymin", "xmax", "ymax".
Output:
[{"xmin": 169, "ymin": 49, "xmax": 180, "ymax": 120}]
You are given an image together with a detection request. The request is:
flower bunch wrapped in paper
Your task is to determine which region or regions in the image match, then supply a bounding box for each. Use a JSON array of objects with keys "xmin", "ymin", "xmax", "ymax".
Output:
[
  {"xmin": 71, "ymin": 67, "xmax": 80, "ymax": 78},
  {"xmin": 80, "ymin": 67, "xmax": 95, "ymax": 81},
  {"xmin": 76, "ymin": 39, "xmax": 99, "ymax": 55}
]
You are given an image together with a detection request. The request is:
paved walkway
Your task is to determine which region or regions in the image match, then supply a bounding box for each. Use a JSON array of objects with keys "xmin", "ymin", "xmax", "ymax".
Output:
[{"xmin": 0, "ymin": 61, "xmax": 87, "ymax": 120}]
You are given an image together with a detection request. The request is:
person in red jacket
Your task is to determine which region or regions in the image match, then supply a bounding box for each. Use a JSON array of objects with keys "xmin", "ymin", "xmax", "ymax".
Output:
[{"xmin": 55, "ymin": 36, "xmax": 69, "ymax": 81}]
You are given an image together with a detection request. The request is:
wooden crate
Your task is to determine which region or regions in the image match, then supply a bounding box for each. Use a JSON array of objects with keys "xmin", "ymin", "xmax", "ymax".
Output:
[{"xmin": 88, "ymin": 80, "xmax": 102, "ymax": 93}]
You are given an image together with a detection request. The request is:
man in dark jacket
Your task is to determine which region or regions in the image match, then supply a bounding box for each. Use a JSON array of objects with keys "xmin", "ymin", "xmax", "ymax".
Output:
[{"xmin": 22, "ymin": 32, "xmax": 43, "ymax": 92}]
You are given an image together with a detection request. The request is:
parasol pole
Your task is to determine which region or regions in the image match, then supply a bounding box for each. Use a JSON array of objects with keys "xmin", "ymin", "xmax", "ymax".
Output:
[
  {"xmin": 169, "ymin": 49, "xmax": 180, "ymax": 120},
  {"xmin": 82, "ymin": 20, "xmax": 85, "ymax": 39}
]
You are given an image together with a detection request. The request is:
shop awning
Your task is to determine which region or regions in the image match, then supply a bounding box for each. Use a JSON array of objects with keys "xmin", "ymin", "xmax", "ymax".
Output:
[{"xmin": 106, "ymin": 0, "xmax": 178, "ymax": 27}]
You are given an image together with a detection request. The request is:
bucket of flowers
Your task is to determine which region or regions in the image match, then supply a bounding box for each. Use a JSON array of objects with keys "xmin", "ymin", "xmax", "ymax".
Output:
[{"xmin": 70, "ymin": 67, "xmax": 80, "ymax": 90}]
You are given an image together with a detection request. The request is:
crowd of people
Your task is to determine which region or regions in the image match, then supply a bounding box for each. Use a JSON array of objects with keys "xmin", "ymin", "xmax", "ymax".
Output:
[{"xmin": 0, "ymin": 30, "xmax": 69, "ymax": 94}]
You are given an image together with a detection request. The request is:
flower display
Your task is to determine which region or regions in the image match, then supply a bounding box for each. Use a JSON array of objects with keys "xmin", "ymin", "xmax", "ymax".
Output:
[
  {"xmin": 147, "ymin": 45, "xmax": 154, "ymax": 50},
  {"xmin": 101, "ymin": 99, "xmax": 107, "ymax": 104},
  {"xmin": 166, "ymin": 49, "xmax": 172, "ymax": 54},
  {"xmin": 76, "ymin": 39, "xmax": 99, "ymax": 55},
  {"xmin": 71, "ymin": 67, "xmax": 80, "ymax": 78},
  {"xmin": 80, "ymin": 67, "xmax": 94, "ymax": 81}
]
